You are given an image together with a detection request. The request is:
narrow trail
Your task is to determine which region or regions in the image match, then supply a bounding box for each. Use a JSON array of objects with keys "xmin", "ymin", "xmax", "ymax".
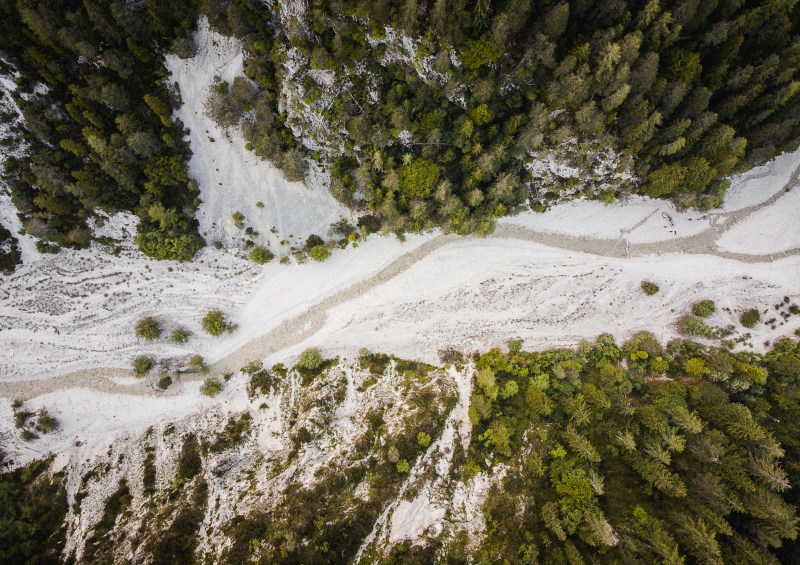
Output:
[{"xmin": 2, "ymin": 163, "xmax": 798, "ymax": 401}]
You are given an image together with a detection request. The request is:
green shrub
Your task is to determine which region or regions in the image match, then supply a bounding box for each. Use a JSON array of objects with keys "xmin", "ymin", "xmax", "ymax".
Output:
[
  {"xmin": 692, "ymin": 300, "xmax": 716, "ymax": 317},
  {"xmin": 203, "ymin": 310, "xmax": 234, "ymax": 336},
  {"xmin": 156, "ymin": 375, "xmax": 173, "ymax": 390},
  {"xmin": 232, "ymin": 211, "xmax": 245, "ymax": 229},
  {"xmin": 189, "ymin": 354, "xmax": 208, "ymax": 373},
  {"xmin": 417, "ymin": 432, "xmax": 431, "ymax": 448},
  {"xmin": 133, "ymin": 356, "xmax": 153, "ymax": 376},
  {"xmin": 170, "ymin": 327, "xmax": 190, "ymax": 343},
  {"xmin": 309, "ymin": 245, "xmax": 330, "ymax": 262},
  {"xmin": 677, "ymin": 315, "xmax": 712, "ymax": 338},
  {"xmin": 298, "ymin": 348, "xmax": 322, "ymax": 370},
  {"xmin": 305, "ymin": 234, "xmax": 324, "ymax": 250},
  {"xmin": 396, "ymin": 459, "xmax": 410, "ymax": 473},
  {"xmin": 741, "ymin": 308, "xmax": 760, "ymax": 328},
  {"xmin": 250, "ymin": 246, "xmax": 274, "ymax": 264},
  {"xmin": 641, "ymin": 281, "xmax": 659, "ymax": 295},
  {"xmin": 135, "ymin": 317, "xmax": 161, "ymax": 340},
  {"xmin": 36, "ymin": 410, "xmax": 58, "ymax": 433},
  {"xmin": 200, "ymin": 377, "xmax": 222, "ymax": 397},
  {"xmin": 357, "ymin": 215, "xmax": 381, "ymax": 235}
]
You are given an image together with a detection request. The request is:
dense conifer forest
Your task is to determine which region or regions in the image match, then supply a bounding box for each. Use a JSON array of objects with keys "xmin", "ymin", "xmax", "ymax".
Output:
[
  {"xmin": 3, "ymin": 335, "xmax": 800, "ymax": 563},
  {"xmin": 1, "ymin": 0, "xmax": 799, "ymax": 250}
]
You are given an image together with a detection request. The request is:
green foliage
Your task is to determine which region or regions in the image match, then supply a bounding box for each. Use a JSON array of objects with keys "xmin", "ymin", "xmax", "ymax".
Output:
[
  {"xmin": 0, "ymin": 459, "xmax": 68, "ymax": 563},
  {"xmin": 396, "ymin": 459, "xmax": 410, "ymax": 473},
  {"xmin": 170, "ymin": 327, "xmax": 190, "ymax": 343},
  {"xmin": 250, "ymin": 246, "xmax": 274, "ymax": 264},
  {"xmin": 232, "ymin": 211, "xmax": 246, "ymax": 229},
  {"xmin": 462, "ymin": 35, "xmax": 501, "ymax": 70},
  {"xmin": 309, "ymin": 245, "xmax": 330, "ymax": 262},
  {"xmin": 133, "ymin": 356, "xmax": 153, "ymax": 376},
  {"xmin": 465, "ymin": 336, "xmax": 800, "ymax": 563},
  {"xmin": 189, "ymin": 354, "xmax": 208, "ymax": 374},
  {"xmin": 200, "ymin": 378, "xmax": 222, "ymax": 398},
  {"xmin": 202, "ymin": 310, "xmax": 234, "ymax": 336},
  {"xmin": 0, "ymin": 1, "xmax": 204, "ymax": 259},
  {"xmin": 417, "ymin": 432, "xmax": 431, "ymax": 448},
  {"xmin": 641, "ymin": 281, "xmax": 659, "ymax": 295},
  {"xmin": 678, "ymin": 315, "xmax": 713, "ymax": 338},
  {"xmin": 135, "ymin": 316, "xmax": 162, "ymax": 340},
  {"xmin": 693, "ymin": 300, "xmax": 716, "ymax": 318},
  {"xmin": 298, "ymin": 348, "xmax": 323, "ymax": 370},
  {"xmin": 741, "ymin": 308, "xmax": 761, "ymax": 328},
  {"xmin": 398, "ymin": 158, "xmax": 440, "ymax": 199}
]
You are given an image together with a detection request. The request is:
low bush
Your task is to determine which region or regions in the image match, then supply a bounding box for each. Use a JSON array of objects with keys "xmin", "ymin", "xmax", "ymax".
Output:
[
  {"xmin": 133, "ymin": 356, "xmax": 153, "ymax": 376},
  {"xmin": 36, "ymin": 410, "xmax": 58, "ymax": 433},
  {"xmin": 189, "ymin": 354, "xmax": 208, "ymax": 374},
  {"xmin": 135, "ymin": 317, "xmax": 161, "ymax": 340},
  {"xmin": 203, "ymin": 310, "xmax": 235, "ymax": 336},
  {"xmin": 692, "ymin": 299, "xmax": 716, "ymax": 317},
  {"xmin": 298, "ymin": 348, "xmax": 322, "ymax": 370},
  {"xmin": 157, "ymin": 376, "xmax": 173, "ymax": 390},
  {"xmin": 170, "ymin": 327, "xmax": 190, "ymax": 343},
  {"xmin": 200, "ymin": 377, "xmax": 222, "ymax": 397},
  {"xmin": 232, "ymin": 211, "xmax": 245, "ymax": 229},
  {"xmin": 641, "ymin": 281, "xmax": 659, "ymax": 295},
  {"xmin": 677, "ymin": 315, "xmax": 712, "ymax": 338},
  {"xmin": 250, "ymin": 246, "xmax": 274, "ymax": 264},
  {"xmin": 305, "ymin": 234, "xmax": 324, "ymax": 250},
  {"xmin": 741, "ymin": 308, "xmax": 760, "ymax": 328},
  {"xmin": 309, "ymin": 245, "xmax": 330, "ymax": 262}
]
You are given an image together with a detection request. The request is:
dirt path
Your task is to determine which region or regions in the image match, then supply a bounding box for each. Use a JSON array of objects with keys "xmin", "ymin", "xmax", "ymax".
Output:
[{"xmin": 2, "ymin": 163, "xmax": 798, "ymax": 401}]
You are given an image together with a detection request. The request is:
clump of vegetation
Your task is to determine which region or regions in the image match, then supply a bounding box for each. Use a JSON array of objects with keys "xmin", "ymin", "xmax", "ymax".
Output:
[
  {"xmin": 692, "ymin": 300, "xmax": 716, "ymax": 318},
  {"xmin": 232, "ymin": 211, "xmax": 245, "ymax": 229},
  {"xmin": 209, "ymin": 413, "xmax": 253, "ymax": 453},
  {"xmin": 156, "ymin": 375, "xmax": 173, "ymax": 390},
  {"xmin": 308, "ymin": 245, "xmax": 330, "ymax": 262},
  {"xmin": 461, "ymin": 334, "xmax": 800, "ymax": 563},
  {"xmin": 202, "ymin": 310, "xmax": 235, "ymax": 336},
  {"xmin": 170, "ymin": 327, "xmax": 190, "ymax": 343},
  {"xmin": 641, "ymin": 281, "xmax": 659, "ymax": 295},
  {"xmin": 200, "ymin": 378, "xmax": 222, "ymax": 397},
  {"xmin": 189, "ymin": 354, "xmax": 208, "ymax": 374},
  {"xmin": 417, "ymin": 432, "xmax": 431, "ymax": 448},
  {"xmin": 741, "ymin": 308, "xmax": 761, "ymax": 328},
  {"xmin": 135, "ymin": 316, "xmax": 162, "ymax": 340},
  {"xmin": 36, "ymin": 410, "xmax": 58, "ymax": 433},
  {"xmin": 133, "ymin": 356, "xmax": 153, "ymax": 376},
  {"xmin": 305, "ymin": 234, "xmax": 324, "ymax": 250},
  {"xmin": 250, "ymin": 246, "xmax": 274, "ymax": 264},
  {"xmin": 0, "ymin": 459, "xmax": 68, "ymax": 563},
  {"xmin": 677, "ymin": 315, "xmax": 713, "ymax": 338},
  {"xmin": 298, "ymin": 348, "xmax": 323, "ymax": 371}
]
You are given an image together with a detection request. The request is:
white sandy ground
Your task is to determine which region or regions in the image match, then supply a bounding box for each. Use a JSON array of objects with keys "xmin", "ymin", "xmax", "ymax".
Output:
[
  {"xmin": 164, "ymin": 17, "xmax": 353, "ymax": 252},
  {"xmin": 717, "ymin": 187, "xmax": 800, "ymax": 255}
]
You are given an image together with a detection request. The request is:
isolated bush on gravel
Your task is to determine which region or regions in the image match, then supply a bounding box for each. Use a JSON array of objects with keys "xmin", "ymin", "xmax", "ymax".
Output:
[
  {"xmin": 170, "ymin": 327, "xmax": 190, "ymax": 343},
  {"xmin": 641, "ymin": 281, "xmax": 659, "ymax": 295},
  {"xmin": 135, "ymin": 317, "xmax": 161, "ymax": 340},
  {"xmin": 200, "ymin": 377, "xmax": 222, "ymax": 397},
  {"xmin": 741, "ymin": 308, "xmax": 761, "ymax": 328},
  {"xmin": 133, "ymin": 356, "xmax": 153, "ymax": 376},
  {"xmin": 692, "ymin": 300, "xmax": 716, "ymax": 317},
  {"xmin": 203, "ymin": 310, "xmax": 235, "ymax": 336}
]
